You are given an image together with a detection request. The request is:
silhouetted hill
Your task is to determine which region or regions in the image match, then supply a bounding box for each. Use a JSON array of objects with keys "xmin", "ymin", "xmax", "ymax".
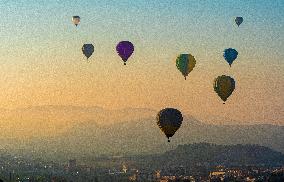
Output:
[
  {"xmin": 164, "ymin": 143, "xmax": 284, "ymax": 166},
  {"xmin": 130, "ymin": 143, "xmax": 284, "ymax": 168}
]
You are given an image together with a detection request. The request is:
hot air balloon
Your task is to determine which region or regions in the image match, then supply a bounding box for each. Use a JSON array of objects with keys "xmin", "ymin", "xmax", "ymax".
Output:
[
  {"xmin": 235, "ymin": 17, "xmax": 243, "ymax": 27},
  {"xmin": 156, "ymin": 108, "xmax": 183, "ymax": 142},
  {"xmin": 223, "ymin": 48, "xmax": 238, "ymax": 67},
  {"xmin": 214, "ymin": 75, "xmax": 236, "ymax": 104},
  {"xmin": 82, "ymin": 44, "xmax": 94, "ymax": 60},
  {"xmin": 176, "ymin": 54, "xmax": 196, "ymax": 80},
  {"xmin": 72, "ymin": 16, "xmax": 80, "ymax": 27},
  {"xmin": 116, "ymin": 41, "xmax": 134, "ymax": 65}
]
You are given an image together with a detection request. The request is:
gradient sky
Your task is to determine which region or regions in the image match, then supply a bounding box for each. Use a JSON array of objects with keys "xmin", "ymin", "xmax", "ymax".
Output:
[{"xmin": 0, "ymin": 0, "xmax": 283, "ymax": 124}]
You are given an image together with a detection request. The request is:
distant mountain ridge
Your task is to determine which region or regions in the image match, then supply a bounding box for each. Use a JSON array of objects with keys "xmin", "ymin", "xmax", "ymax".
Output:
[
  {"xmin": 0, "ymin": 106, "xmax": 283, "ymax": 161},
  {"xmin": 22, "ymin": 115, "xmax": 284, "ymax": 161}
]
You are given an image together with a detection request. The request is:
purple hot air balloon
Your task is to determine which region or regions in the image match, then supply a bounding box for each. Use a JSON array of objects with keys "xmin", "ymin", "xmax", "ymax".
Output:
[{"xmin": 116, "ymin": 41, "xmax": 134, "ymax": 65}]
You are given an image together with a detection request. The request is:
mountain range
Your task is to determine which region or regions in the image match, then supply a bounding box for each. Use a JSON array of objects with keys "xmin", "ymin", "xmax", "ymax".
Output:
[{"xmin": 0, "ymin": 106, "xmax": 282, "ymax": 161}]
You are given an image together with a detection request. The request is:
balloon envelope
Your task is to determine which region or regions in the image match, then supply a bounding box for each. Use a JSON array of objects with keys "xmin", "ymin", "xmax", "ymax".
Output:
[
  {"xmin": 235, "ymin": 17, "xmax": 243, "ymax": 26},
  {"xmin": 156, "ymin": 108, "xmax": 183, "ymax": 142},
  {"xmin": 116, "ymin": 41, "xmax": 134, "ymax": 65},
  {"xmin": 176, "ymin": 54, "xmax": 196, "ymax": 80},
  {"xmin": 223, "ymin": 48, "xmax": 238, "ymax": 66},
  {"xmin": 214, "ymin": 75, "xmax": 236, "ymax": 103},
  {"xmin": 72, "ymin": 16, "xmax": 80, "ymax": 26},
  {"xmin": 82, "ymin": 44, "xmax": 94, "ymax": 59}
]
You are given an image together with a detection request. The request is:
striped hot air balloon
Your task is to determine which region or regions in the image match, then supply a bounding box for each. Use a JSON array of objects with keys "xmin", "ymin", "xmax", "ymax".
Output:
[{"xmin": 176, "ymin": 54, "xmax": 196, "ymax": 80}]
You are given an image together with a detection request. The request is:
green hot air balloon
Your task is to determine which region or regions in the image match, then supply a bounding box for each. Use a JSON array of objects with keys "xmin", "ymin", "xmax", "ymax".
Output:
[
  {"xmin": 176, "ymin": 54, "xmax": 196, "ymax": 80},
  {"xmin": 156, "ymin": 108, "xmax": 183, "ymax": 142},
  {"xmin": 214, "ymin": 75, "xmax": 236, "ymax": 104}
]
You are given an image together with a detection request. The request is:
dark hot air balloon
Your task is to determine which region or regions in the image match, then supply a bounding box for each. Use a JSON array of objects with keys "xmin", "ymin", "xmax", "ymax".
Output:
[
  {"xmin": 235, "ymin": 17, "xmax": 243, "ymax": 27},
  {"xmin": 82, "ymin": 44, "xmax": 94, "ymax": 60},
  {"xmin": 156, "ymin": 108, "xmax": 183, "ymax": 142}
]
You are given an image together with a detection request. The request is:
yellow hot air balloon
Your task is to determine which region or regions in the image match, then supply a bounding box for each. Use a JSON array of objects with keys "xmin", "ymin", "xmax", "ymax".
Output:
[{"xmin": 214, "ymin": 75, "xmax": 236, "ymax": 104}]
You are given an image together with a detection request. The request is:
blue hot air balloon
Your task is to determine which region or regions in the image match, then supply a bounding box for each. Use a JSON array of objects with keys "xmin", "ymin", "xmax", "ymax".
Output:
[{"xmin": 223, "ymin": 48, "xmax": 238, "ymax": 67}]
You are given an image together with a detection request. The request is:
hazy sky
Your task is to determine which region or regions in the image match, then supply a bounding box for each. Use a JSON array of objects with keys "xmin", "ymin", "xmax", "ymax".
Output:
[{"xmin": 0, "ymin": 0, "xmax": 283, "ymax": 124}]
